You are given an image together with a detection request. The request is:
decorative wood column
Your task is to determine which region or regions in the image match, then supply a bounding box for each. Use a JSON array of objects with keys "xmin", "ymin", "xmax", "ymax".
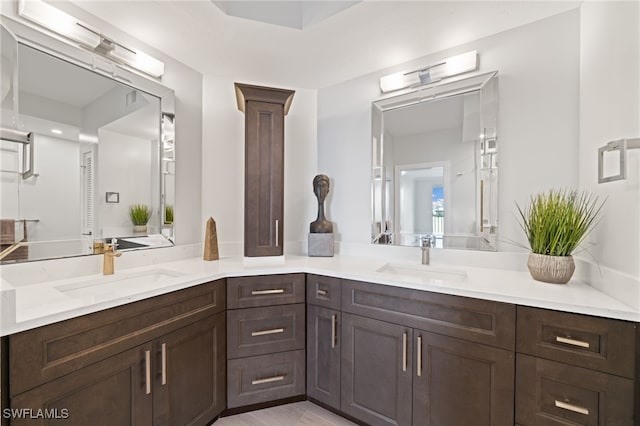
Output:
[{"xmin": 234, "ymin": 83, "xmax": 295, "ymax": 257}]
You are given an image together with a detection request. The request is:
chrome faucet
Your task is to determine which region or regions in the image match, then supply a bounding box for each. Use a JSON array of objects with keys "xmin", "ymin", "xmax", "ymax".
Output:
[
  {"xmin": 103, "ymin": 239, "xmax": 121, "ymax": 275},
  {"xmin": 421, "ymin": 234, "xmax": 436, "ymax": 265}
]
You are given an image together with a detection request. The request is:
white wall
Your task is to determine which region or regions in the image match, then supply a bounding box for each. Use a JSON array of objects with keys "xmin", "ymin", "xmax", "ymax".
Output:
[
  {"xmin": 17, "ymin": 134, "xmax": 80, "ymax": 241},
  {"xmin": 318, "ymin": 9, "xmax": 580, "ymax": 250},
  {"xmin": 98, "ymin": 129, "xmax": 153, "ymax": 238},
  {"xmin": 579, "ymin": 2, "xmax": 640, "ymax": 279},
  {"xmin": 202, "ymin": 75, "xmax": 318, "ymax": 253}
]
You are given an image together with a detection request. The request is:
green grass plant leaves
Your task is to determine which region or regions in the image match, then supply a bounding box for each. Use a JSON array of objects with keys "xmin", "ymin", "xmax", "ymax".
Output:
[{"xmin": 516, "ymin": 189, "xmax": 604, "ymax": 256}]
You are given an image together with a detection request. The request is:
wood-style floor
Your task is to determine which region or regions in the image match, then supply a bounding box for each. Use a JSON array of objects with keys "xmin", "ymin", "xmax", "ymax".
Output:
[{"xmin": 212, "ymin": 401, "xmax": 358, "ymax": 426}]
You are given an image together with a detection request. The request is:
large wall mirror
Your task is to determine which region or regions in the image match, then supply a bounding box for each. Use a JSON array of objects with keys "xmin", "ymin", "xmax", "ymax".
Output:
[
  {"xmin": 371, "ymin": 71, "xmax": 498, "ymax": 251},
  {"xmin": 0, "ymin": 23, "xmax": 175, "ymax": 263}
]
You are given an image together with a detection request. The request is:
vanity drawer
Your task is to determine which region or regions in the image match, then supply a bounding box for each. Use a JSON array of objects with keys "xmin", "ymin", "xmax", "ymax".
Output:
[
  {"xmin": 227, "ymin": 349, "xmax": 305, "ymax": 408},
  {"xmin": 227, "ymin": 303, "xmax": 305, "ymax": 359},
  {"xmin": 227, "ymin": 274, "xmax": 305, "ymax": 308},
  {"xmin": 10, "ymin": 279, "xmax": 226, "ymax": 396},
  {"xmin": 516, "ymin": 306, "xmax": 637, "ymax": 378},
  {"xmin": 341, "ymin": 279, "xmax": 515, "ymax": 350},
  {"xmin": 516, "ymin": 354, "xmax": 634, "ymax": 425},
  {"xmin": 306, "ymin": 274, "xmax": 341, "ymax": 309}
]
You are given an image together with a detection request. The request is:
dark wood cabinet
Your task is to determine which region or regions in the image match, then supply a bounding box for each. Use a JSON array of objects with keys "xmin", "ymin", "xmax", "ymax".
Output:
[
  {"xmin": 341, "ymin": 313, "xmax": 413, "ymax": 426},
  {"xmin": 8, "ymin": 281, "xmax": 227, "ymax": 426},
  {"xmin": 515, "ymin": 307, "xmax": 639, "ymax": 426},
  {"xmin": 11, "ymin": 343, "xmax": 153, "ymax": 425},
  {"xmin": 306, "ymin": 305, "xmax": 341, "ymax": 410},
  {"xmin": 234, "ymin": 83, "xmax": 295, "ymax": 257},
  {"xmin": 340, "ymin": 279, "xmax": 516, "ymax": 426},
  {"xmin": 413, "ymin": 330, "xmax": 514, "ymax": 426},
  {"xmin": 226, "ymin": 274, "xmax": 305, "ymax": 409},
  {"xmin": 153, "ymin": 312, "xmax": 226, "ymax": 426},
  {"xmin": 227, "ymin": 274, "xmax": 305, "ymax": 309},
  {"xmin": 516, "ymin": 354, "xmax": 634, "ymax": 426}
]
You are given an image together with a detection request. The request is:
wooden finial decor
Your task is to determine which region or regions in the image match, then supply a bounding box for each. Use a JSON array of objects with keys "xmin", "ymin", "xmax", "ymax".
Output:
[{"xmin": 203, "ymin": 217, "xmax": 219, "ymax": 261}]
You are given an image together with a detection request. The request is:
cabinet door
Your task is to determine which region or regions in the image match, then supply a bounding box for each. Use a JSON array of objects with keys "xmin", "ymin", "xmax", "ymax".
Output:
[
  {"xmin": 245, "ymin": 100, "xmax": 284, "ymax": 257},
  {"xmin": 413, "ymin": 330, "xmax": 514, "ymax": 426},
  {"xmin": 11, "ymin": 344, "xmax": 153, "ymax": 426},
  {"xmin": 516, "ymin": 354, "xmax": 634, "ymax": 426},
  {"xmin": 307, "ymin": 305, "xmax": 341, "ymax": 409},
  {"xmin": 341, "ymin": 313, "xmax": 412, "ymax": 426},
  {"xmin": 153, "ymin": 312, "xmax": 226, "ymax": 426}
]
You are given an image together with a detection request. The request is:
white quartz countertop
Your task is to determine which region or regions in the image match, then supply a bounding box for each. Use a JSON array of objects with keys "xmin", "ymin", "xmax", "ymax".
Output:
[{"xmin": 1, "ymin": 253, "xmax": 638, "ymax": 336}]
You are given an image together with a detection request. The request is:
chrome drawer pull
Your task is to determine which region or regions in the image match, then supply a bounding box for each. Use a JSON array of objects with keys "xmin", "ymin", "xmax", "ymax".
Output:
[
  {"xmin": 145, "ymin": 350, "xmax": 151, "ymax": 395},
  {"xmin": 331, "ymin": 314, "xmax": 337, "ymax": 348},
  {"xmin": 556, "ymin": 336, "xmax": 590, "ymax": 349},
  {"xmin": 251, "ymin": 328, "xmax": 285, "ymax": 337},
  {"xmin": 402, "ymin": 332, "xmax": 408, "ymax": 372},
  {"xmin": 317, "ymin": 289, "xmax": 328, "ymax": 296},
  {"xmin": 161, "ymin": 343, "xmax": 167, "ymax": 385},
  {"xmin": 417, "ymin": 335, "xmax": 422, "ymax": 377},
  {"xmin": 251, "ymin": 289, "xmax": 285, "ymax": 295},
  {"xmin": 555, "ymin": 400, "xmax": 590, "ymax": 416},
  {"xmin": 252, "ymin": 375, "xmax": 285, "ymax": 385}
]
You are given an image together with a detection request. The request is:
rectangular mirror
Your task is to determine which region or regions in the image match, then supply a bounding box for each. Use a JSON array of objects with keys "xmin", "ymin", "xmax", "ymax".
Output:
[
  {"xmin": 371, "ymin": 71, "xmax": 498, "ymax": 250},
  {"xmin": 1, "ymin": 24, "xmax": 175, "ymax": 263}
]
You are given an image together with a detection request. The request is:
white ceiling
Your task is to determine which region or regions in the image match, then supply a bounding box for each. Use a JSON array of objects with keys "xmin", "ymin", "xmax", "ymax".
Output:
[
  {"xmin": 211, "ymin": 1, "xmax": 361, "ymax": 29},
  {"xmin": 70, "ymin": 1, "xmax": 580, "ymax": 89}
]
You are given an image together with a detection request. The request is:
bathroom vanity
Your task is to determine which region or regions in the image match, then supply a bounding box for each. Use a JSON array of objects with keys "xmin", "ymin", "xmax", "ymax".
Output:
[{"xmin": 1, "ymin": 254, "xmax": 638, "ymax": 426}]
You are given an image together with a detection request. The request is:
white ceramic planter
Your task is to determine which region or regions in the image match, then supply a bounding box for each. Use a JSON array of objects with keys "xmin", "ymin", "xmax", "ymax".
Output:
[{"xmin": 527, "ymin": 253, "xmax": 575, "ymax": 284}]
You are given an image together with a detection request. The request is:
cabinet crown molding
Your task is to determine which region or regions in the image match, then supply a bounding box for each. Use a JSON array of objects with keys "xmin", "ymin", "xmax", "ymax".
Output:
[{"xmin": 234, "ymin": 83, "xmax": 296, "ymax": 115}]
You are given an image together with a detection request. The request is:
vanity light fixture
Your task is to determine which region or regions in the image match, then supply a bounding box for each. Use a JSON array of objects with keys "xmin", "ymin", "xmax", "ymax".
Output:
[
  {"xmin": 380, "ymin": 50, "xmax": 478, "ymax": 93},
  {"xmin": 50, "ymin": 129, "xmax": 62, "ymax": 135},
  {"xmin": 18, "ymin": 0, "xmax": 165, "ymax": 78},
  {"xmin": 18, "ymin": 0, "xmax": 101, "ymax": 48},
  {"xmin": 106, "ymin": 43, "xmax": 165, "ymax": 79}
]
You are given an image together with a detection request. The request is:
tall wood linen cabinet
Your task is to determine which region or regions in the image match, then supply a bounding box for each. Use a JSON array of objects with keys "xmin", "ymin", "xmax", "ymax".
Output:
[{"xmin": 234, "ymin": 83, "xmax": 295, "ymax": 257}]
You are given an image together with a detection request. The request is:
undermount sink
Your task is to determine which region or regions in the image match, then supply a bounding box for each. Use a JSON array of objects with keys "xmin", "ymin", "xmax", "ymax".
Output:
[
  {"xmin": 56, "ymin": 268, "xmax": 185, "ymax": 303},
  {"xmin": 376, "ymin": 263, "xmax": 467, "ymax": 284}
]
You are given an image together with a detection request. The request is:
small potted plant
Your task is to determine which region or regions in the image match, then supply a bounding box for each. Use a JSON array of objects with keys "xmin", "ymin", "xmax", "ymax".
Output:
[
  {"xmin": 164, "ymin": 205, "xmax": 174, "ymax": 225},
  {"xmin": 129, "ymin": 204, "xmax": 152, "ymax": 234},
  {"xmin": 516, "ymin": 189, "xmax": 604, "ymax": 284}
]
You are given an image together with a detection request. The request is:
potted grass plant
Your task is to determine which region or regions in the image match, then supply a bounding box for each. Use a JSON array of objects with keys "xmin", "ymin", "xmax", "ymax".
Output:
[
  {"xmin": 164, "ymin": 205, "xmax": 174, "ymax": 225},
  {"xmin": 516, "ymin": 189, "xmax": 604, "ymax": 284},
  {"xmin": 129, "ymin": 204, "xmax": 152, "ymax": 233}
]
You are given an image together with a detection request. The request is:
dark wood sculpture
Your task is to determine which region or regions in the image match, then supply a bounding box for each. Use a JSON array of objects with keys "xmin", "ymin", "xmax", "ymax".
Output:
[{"xmin": 310, "ymin": 174, "xmax": 333, "ymax": 233}]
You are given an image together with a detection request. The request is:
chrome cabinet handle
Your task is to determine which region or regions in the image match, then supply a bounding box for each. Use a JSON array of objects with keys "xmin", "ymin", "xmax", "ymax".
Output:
[
  {"xmin": 252, "ymin": 375, "xmax": 285, "ymax": 385},
  {"xmin": 555, "ymin": 400, "xmax": 589, "ymax": 416},
  {"xmin": 331, "ymin": 314, "xmax": 337, "ymax": 348},
  {"xmin": 161, "ymin": 343, "xmax": 167, "ymax": 386},
  {"xmin": 275, "ymin": 219, "xmax": 279, "ymax": 247},
  {"xmin": 251, "ymin": 328, "xmax": 284, "ymax": 337},
  {"xmin": 251, "ymin": 288, "xmax": 285, "ymax": 295},
  {"xmin": 556, "ymin": 336, "xmax": 590, "ymax": 349},
  {"xmin": 317, "ymin": 289, "xmax": 328, "ymax": 296},
  {"xmin": 402, "ymin": 332, "xmax": 407, "ymax": 372},
  {"xmin": 145, "ymin": 350, "xmax": 151, "ymax": 395},
  {"xmin": 417, "ymin": 335, "xmax": 422, "ymax": 377}
]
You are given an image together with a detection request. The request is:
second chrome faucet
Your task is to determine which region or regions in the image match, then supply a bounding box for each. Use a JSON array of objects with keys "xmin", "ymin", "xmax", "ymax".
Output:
[{"xmin": 421, "ymin": 234, "xmax": 436, "ymax": 265}]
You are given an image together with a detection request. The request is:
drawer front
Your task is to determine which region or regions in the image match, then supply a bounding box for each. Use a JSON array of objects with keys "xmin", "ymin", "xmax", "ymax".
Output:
[
  {"xmin": 227, "ymin": 303, "xmax": 305, "ymax": 359},
  {"xmin": 10, "ymin": 279, "xmax": 226, "ymax": 396},
  {"xmin": 342, "ymin": 279, "xmax": 516, "ymax": 350},
  {"xmin": 306, "ymin": 274, "xmax": 341, "ymax": 309},
  {"xmin": 227, "ymin": 350, "xmax": 306, "ymax": 408},
  {"xmin": 516, "ymin": 354, "xmax": 634, "ymax": 426},
  {"xmin": 516, "ymin": 306, "xmax": 637, "ymax": 378},
  {"xmin": 227, "ymin": 274, "xmax": 305, "ymax": 308}
]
